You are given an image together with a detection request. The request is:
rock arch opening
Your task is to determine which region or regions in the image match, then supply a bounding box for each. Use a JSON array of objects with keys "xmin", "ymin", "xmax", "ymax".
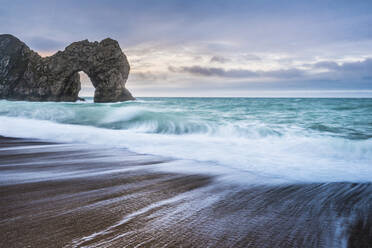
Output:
[{"xmin": 78, "ymin": 71, "xmax": 95, "ymax": 100}]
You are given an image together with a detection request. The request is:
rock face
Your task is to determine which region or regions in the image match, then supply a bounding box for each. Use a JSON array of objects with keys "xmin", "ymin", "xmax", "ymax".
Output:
[{"xmin": 0, "ymin": 34, "xmax": 134, "ymax": 102}]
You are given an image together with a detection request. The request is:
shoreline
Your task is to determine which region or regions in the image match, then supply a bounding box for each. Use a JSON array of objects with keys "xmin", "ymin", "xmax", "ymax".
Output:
[{"xmin": 1, "ymin": 136, "xmax": 372, "ymax": 247}]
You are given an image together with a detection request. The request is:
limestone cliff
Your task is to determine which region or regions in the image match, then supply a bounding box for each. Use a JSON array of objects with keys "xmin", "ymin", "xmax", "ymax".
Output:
[{"xmin": 0, "ymin": 34, "xmax": 134, "ymax": 102}]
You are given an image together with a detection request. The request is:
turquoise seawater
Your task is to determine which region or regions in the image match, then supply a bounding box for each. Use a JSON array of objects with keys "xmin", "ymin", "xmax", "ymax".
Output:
[{"xmin": 1, "ymin": 98, "xmax": 371, "ymax": 183}]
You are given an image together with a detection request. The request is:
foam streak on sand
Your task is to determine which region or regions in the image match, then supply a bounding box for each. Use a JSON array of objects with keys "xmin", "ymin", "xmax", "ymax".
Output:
[{"xmin": 1, "ymin": 137, "xmax": 372, "ymax": 247}]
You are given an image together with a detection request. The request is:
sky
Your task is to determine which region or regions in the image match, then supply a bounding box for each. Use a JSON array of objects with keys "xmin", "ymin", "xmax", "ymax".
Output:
[{"xmin": 1, "ymin": 0, "xmax": 372, "ymax": 97}]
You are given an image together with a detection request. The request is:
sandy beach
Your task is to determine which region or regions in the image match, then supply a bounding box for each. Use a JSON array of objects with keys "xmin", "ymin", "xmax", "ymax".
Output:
[{"xmin": 0, "ymin": 136, "xmax": 371, "ymax": 247}]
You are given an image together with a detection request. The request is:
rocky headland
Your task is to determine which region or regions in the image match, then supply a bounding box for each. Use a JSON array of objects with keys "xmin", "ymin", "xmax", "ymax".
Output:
[{"xmin": 0, "ymin": 34, "xmax": 134, "ymax": 102}]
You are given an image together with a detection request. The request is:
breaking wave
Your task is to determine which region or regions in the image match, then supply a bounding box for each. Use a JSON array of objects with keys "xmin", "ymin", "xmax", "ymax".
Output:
[{"xmin": 0, "ymin": 97, "xmax": 371, "ymax": 183}]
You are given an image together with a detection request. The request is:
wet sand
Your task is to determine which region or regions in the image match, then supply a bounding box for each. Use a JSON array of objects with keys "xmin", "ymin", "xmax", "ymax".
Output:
[{"xmin": 0, "ymin": 136, "xmax": 371, "ymax": 247}]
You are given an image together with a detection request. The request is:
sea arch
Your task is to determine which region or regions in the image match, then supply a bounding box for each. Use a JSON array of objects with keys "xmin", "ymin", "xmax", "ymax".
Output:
[{"xmin": 0, "ymin": 34, "xmax": 134, "ymax": 102}]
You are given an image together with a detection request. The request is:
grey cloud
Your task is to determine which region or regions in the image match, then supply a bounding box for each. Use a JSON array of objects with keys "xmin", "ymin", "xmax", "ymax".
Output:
[
  {"xmin": 193, "ymin": 56, "xmax": 203, "ymax": 61},
  {"xmin": 338, "ymin": 58, "xmax": 372, "ymax": 73},
  {"xmin": 131, "ymin": 72, "xmax": 168, "ymax": 81},
  {"xmin": 210, "ymin": 55, "xmax": 230, "ymax": 63},
  {"xmin": 312, "ymin": 58, "xmax": 372, "ymax": 72},
  {"xmin": 169, "ymin": 65, "xmax": 304, "ymax": 79},
  {"xmin": 169, "ymin": 65, "xmax": 227, "ymax": 76},
  {"xmin": 310, "ymin": 58, "xmax": 372, "ymax": 80},
  {"xmin": 263, "ymin": 68, "xmax": 304, "ymax": 78},
  {"xmin": 312, "ymin": 61, "xmax": 340, "ymax": 70},
  {"xmin": 363, "ymin": 76, "xmax": 372, "ymax": 80}
]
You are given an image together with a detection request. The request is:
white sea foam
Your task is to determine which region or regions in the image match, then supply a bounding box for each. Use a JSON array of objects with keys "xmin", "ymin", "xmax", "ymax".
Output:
[{"xmin": 1, "ymin": 115, "xmax": 371, "ymax": 183}]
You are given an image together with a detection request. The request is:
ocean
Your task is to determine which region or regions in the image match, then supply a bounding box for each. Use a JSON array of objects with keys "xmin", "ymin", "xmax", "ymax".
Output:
[
  {"xmin": 1, "ymin": 97, "xmax": 372, "ymax": 247},
  {"xmin": 0, "ymin": 97, "xmax": 371, "ymax": 183}
]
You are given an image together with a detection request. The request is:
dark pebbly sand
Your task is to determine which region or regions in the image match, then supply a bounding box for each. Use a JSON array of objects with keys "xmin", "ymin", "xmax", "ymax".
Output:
[{"xmin": 0, "ymin": 136, "xmax": 371, "ymax": 248}]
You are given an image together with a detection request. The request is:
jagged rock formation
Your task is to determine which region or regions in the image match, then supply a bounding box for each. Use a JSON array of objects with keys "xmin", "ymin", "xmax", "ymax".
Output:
[{"xmin": 0, "ymin": 34, "xmax": 134, "ymax": 102}]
